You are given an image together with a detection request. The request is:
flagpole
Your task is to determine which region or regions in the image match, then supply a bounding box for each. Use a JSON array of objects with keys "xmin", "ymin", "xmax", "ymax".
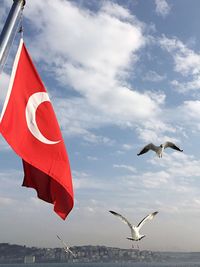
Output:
[{"xmin": 0, "ymin": 0, "xmax": 26, "ymax": 73}]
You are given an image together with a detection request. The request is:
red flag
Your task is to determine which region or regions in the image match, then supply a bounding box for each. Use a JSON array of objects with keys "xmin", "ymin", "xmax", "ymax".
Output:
[{"xmin": 0, "ymin": 39, "xmax": 74, "ymax": 220}]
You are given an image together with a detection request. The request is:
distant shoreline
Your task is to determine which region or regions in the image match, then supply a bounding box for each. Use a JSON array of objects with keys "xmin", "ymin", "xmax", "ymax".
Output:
[{"xmin": 1, "ymin": 243, "xmax": 200, "ymax": 264}]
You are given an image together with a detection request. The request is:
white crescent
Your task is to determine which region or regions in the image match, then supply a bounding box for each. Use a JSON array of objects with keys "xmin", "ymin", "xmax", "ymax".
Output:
[{"xmin": 25, "ymin": 92, "xmax": 60, "ymax": 145}]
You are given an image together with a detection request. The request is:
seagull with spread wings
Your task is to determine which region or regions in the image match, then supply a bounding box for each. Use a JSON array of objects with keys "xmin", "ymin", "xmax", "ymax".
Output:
[
  {"xmin": 57, "ymin": 235, "xmax": 76, "ymax": 257},
  {"xmin": 109, "ymin": 210, "xmax": 158, "ymax": 248},
  {"xmin": 137, "ymin": 141, "xmax": 183, "ymax": 158}
]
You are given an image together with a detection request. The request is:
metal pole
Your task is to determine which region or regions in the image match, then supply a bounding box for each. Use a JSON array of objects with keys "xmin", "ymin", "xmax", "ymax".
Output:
[{"xmin": 0, "ymin": 0, "xmax": 26, "ymax": 72}]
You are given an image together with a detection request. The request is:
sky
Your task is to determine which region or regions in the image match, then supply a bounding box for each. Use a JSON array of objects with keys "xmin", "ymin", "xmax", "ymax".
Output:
[{"xmin": 0, "ymin": 0, "xmax": 200, "ymax": 252}]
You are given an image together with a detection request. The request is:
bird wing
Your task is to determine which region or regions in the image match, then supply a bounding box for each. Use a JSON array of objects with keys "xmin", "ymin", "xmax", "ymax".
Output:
[
  {"xmin": 163, "ymin": 142, "xmax": 183, "ymax": 152},
  {"xmin": 57, "ymin": 235, "xmax": 76, "ymax": 257},
  {"xmin": 109, "ymin": 210, "xmax": 134, "ymax": 229},
  {"xmin": 65, "ymin": 248, "xmax": 76, "ymax": 257},
  {"xmin": 137, "ymin": 143, "xmax": 158, "ymax": 156},
  {"xmin": 57, "ymin": 235, "xmax": 68, "ymax": 248},
  {"xmin": 137, "ymin": 211, "xmax": 158, "ymax": 230}
]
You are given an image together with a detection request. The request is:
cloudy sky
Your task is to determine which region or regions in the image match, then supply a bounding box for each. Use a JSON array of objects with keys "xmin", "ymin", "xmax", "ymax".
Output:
[{"xmin": 0, "ymin": 0, "xmax": 200, "ymax": 252}]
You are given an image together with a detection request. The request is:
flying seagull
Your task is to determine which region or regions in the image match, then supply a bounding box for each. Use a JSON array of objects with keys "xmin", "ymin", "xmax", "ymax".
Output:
[
  {"xmin": 137, "ymin": 141, "xmax": 183, "ymax": 158},
  {"xmin": 109, "ymin": 210, "xmax": 158, "ymax": 248},
  {"xmin": 57, "ymin": 235, "xmax": 76, "ymax": 257}
]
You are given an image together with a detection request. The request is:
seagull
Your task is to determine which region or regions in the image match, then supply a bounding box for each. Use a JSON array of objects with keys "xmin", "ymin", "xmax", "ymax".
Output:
[
  {"xmin": 57, "ymin": 235, "xmax": 76, "ymax": 257},
  {"xmin": 137, "ymin": 141, "xmax": 183, "ymax": 158},
  {"xmin": 109, "ymin": 210, "xmax": 158, "ymax": 249}
]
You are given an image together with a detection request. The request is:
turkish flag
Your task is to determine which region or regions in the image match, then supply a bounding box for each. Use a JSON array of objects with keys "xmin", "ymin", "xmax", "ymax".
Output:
[{"xmin": 0, "ymin": 39, "xmax": 74, "ymax": 219}]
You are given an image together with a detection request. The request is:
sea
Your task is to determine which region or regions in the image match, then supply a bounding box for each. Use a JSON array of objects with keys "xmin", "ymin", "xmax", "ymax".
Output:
[{"xmin": 1, "ymin": 263, "xmax": 200, "ymax": 267}]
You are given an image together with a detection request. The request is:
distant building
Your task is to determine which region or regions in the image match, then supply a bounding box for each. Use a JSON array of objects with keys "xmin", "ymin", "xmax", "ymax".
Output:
[
  {"xmin": 24, "ymin": 255, "xmax": 35, "ymax": 264},
  {"xmin": 0, "ymin": 243, "xmax": 164, "ymax": 263}
]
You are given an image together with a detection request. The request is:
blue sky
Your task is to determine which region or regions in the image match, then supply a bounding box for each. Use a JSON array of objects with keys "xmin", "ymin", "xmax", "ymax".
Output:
[{"xmin": 0, "ymin": 0, "xmax": 200, "ymax": 252}]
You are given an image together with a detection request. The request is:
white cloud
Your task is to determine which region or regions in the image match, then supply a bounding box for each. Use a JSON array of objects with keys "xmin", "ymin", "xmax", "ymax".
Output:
[
  {"xmin": 142, "ymin": 171, "xmax": 169, "ymax": 188},
  {"xmin": 160, "ymin": 36, "xmax": 200, "ymax": 93},
  {"xmin": 171, "ymin": 78, "xmax": 200, "ymax": 93},
  {"xmin": 155, "ymin": 0, "xmax": 171, "ymax": 17},
  {"xmin": 160, "ymin": 36, "xmax": 200, "ymax": 75},
  {"xmin": 72, "ymin": 170, "xmax": 105, "ymax": 190},
  {"xmin": 143, "ymin": 70, "xmax": 166, "ymax": 82},
  {"xmin": 113, "ymin": 164, "xmax": 136, "ymax": 173},
  {"xmin": 146, "ymin": 90, "xmax": 166, "ymax": 105},
  {"xmin": 136, "ymin": 117, "xmax": 176, "ymax": 143},
  {"xmin": 73, "ymin": 174, "xmax": 112, "ymax": 190},
  {"xmin": 148, "ymin": 152, "xmax": 200, "ymax": 179},
  {"xmin": 101, "ymin": 2, "xmax": 133, "ymax": 20},
  {"xmin": 73, "ymin": 150, "xmax": 200, "ymax": 217},
  {"xmin": 178, "ymin": 100, "xmax": 200, "ymax": 135},
  {"xmin": 182, "ymin": 100, "xmax": 200, "ymax": 119},
  {"xmin": 23, "ymin": 0, "xmax": 164, "ymax": 142},
  {"xmin": 173, "ymin": 100, "xmax": 200, "ymax": 133},
  {"xmin": 122, "ymin": 144, "xmax": 134, "ymax": 151},
  {"xmin": 118, "ymin": 151, "xmax": 200, "ymax": 221}
]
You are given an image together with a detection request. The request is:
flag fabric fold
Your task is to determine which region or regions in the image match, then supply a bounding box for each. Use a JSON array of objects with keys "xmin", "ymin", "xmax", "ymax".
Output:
[{"xmin": 0, "ymin": 39, "xmax": 74, "ymax": 220}]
